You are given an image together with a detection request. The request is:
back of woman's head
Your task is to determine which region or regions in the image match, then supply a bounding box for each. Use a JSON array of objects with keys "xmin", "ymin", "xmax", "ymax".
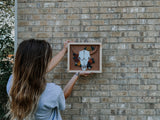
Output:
[{"xmin": 8, "ymin": 39, "xmax": 52, "ymax": 120}]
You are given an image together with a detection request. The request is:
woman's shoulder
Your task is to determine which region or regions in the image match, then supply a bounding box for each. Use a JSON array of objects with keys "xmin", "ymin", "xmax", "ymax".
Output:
[
  {"xmin": 42, "ymin": 83, "xmax": 63, "ymax": 98},
  {"xmin": 46, "ymin": 83, "xmax": 62, "ymax": 92}
]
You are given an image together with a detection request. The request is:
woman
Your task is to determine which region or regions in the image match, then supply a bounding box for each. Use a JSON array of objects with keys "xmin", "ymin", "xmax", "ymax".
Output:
[{"xmin": 6, "ymin": 39, "xmax": 90, "ymax": 120}]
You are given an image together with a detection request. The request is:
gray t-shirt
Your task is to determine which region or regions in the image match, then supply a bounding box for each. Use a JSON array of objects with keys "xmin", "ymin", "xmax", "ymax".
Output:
[{"xmin": 7, "ymin": 75, "xmax": 65, "ymax": 120}]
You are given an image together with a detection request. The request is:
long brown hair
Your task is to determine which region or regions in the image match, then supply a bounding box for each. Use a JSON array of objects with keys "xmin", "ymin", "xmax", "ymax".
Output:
[{"xmin": 8, "ymin": 39, "xmax": 52, "ymax": 120}]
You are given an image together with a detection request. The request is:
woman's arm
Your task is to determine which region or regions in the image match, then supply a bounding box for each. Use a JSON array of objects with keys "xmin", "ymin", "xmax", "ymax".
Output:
[
  {"xmin": 47, "ymin": 48, "xmax": 67, "ymax": 72},
  {"xmin": 47, "ymin": 41, "xmax": 70, "ymax": 72},
  {"xmin": 63, "ymin": 72, "xmax": 79, "ymax": 99},
  {"xmin": 63, "ymin": 72, "xmax": 91, "ymax": 99}
]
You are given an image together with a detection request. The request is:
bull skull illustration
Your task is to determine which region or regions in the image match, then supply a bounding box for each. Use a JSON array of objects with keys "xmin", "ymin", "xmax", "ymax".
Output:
[{"xmin": 78, "ymin": 50, "xmax": 91, "ymax": 71}]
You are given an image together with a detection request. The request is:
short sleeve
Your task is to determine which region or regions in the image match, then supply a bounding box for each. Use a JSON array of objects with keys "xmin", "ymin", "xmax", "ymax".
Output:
[
  {"xmin": 6, "ymin": 75, "xmax": 12, "ymax": 95},
  {"xmin": 34, "ymin": 83, "xmax": 65, "ymax": 120},
  {"xmin": 58, "ymin": 89, "xmax": 65, "ymax": 110},
  {"xmin": 37, "ymin": 83, "xmax": 65, "ymax": 112}
]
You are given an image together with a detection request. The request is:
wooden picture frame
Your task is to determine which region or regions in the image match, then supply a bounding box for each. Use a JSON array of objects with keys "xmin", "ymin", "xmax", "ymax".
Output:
[{"xmin": 68, "ymin": 43, "xmax": 102, "ymax": 73}]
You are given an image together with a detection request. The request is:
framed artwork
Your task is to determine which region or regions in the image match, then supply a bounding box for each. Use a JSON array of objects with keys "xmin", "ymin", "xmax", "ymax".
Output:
[{"xmin": 68, "ymin": 43, "xmax": 102, "ymax": 73}]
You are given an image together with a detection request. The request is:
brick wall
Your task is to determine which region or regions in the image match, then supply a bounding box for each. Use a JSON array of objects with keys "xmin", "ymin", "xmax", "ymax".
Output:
[{"xmin": 17, "ymin": 0, "xmax": 160, "ymax": 120}]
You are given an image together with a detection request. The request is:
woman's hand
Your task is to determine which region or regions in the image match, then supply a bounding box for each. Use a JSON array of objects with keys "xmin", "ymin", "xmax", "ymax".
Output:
[
  {"xmin": 79, "ymin": 71, "xmax": 93, "ymax": 77},
  {"xmin": 63, "ymin": 40, "xmax": 72, "ymax": 52}
]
